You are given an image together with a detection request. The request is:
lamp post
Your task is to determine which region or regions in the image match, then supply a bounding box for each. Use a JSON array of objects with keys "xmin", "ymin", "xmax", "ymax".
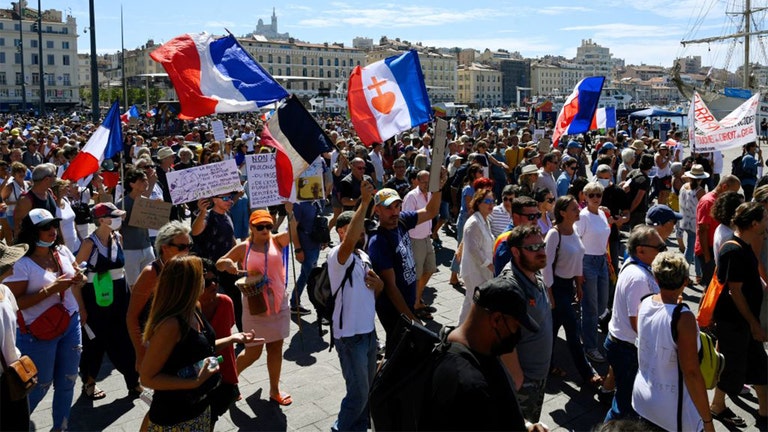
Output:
[
  {"xmin": 36, "ymin": 0, "xmax": 43, "ymax": 115},
  {"xmin": 89, "ymin": 0, "xmax": 98, "ymax": 122},
  {"xmin": 18, "ymin": 4, "xmax": 26, "ymax": 112}
]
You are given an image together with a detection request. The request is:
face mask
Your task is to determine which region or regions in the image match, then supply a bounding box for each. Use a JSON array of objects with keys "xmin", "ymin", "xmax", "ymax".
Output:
[
  {"xmin": 597, "ymin": 178, "xmax": 611, "ymax": 188},
  {"xmin": 491, "ymin": 320, "xmax": 522, "ymax": 356},
  {"xmin": 36, "ymin": 239, "xmax": 55, "ymax": 248},
  {"xmin": 108, "ymin": 217, "xmax": 122, "ymax": 231}
]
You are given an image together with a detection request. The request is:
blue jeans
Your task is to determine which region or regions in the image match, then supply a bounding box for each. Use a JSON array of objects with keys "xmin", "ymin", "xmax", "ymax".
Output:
[
  {"xmin": 17, "ymin": 312, "xmax": 82, "ymax": 430},
  {"xmin": 333, "ymin": 331, "xmax": 377, "ymax": 432},
  {"xmin": 581, "ymin": 254, "xmax": 609, "ymax": 351},
  {"xmin": 684, "ymin": 229, "xmax": 701, "ymax": 277},
  {"xmin": 551, "ymin": 277, "xmax": 596, "ymax": 380},
  {"xmin": 290, "ymin": 247, "xmax": 321, "ymax": 308},
  {"xmin": 604, "ymin": 335, "xmax": 639, "ymax": 422}
]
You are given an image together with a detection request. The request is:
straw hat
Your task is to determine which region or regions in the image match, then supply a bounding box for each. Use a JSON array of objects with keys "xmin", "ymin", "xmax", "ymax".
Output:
[{"xmin": 683, "ymin": 164, "xmax": 710, "ymax": 179}]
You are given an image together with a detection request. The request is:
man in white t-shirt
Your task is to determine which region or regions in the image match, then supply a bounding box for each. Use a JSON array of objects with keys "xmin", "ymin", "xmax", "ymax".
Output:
[
  {"xmin": 241, "ymin": 124, "xmax": 256, "ymax": 153},
  {"xmin": 328, "ymin": 180, "xmax": 384, "ymax": 432}
]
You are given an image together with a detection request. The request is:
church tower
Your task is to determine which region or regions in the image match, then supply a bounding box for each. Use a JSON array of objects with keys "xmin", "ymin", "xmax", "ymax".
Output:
[{"xmin": 271, "ymin": 7, "xmax": 277, "ymax": 32}]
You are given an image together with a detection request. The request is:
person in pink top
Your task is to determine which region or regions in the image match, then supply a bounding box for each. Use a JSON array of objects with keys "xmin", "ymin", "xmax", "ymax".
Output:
[{"xmin": 217, "ymin": 206, "xmax": 293, "ymax": 406}]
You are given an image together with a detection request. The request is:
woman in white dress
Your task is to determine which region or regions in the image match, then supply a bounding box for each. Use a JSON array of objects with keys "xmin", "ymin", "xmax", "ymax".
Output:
[{"xmin": 457, "ymin": 187, "xmax": 496, "ymax": 324}]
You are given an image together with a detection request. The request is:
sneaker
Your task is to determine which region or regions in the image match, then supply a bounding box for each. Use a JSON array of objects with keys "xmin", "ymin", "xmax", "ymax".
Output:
[
  {"xmin": 586, "ymin": 348, "xmax": 606, "ymax": 363},
  {"xmin": 291, "ymin": 306, "xmax": 311, "ymax": 316}
]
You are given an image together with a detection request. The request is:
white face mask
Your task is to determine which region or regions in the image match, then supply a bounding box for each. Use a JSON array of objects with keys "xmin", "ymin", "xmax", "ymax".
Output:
[
  {"xmin": 597, "ymin": 178, "xmax": 611, "ymax": 188},
  {"xmin": 108, "ymin": 217, "xmax": 122, "ymax": 231}
]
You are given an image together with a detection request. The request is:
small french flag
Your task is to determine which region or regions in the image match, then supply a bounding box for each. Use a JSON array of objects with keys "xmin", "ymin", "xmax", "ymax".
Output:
[
  {"xmin": 146, "ymin": 107, "xmax": 158, "ymax": 118},
  {"xmin": 120, "ymin": 105, "xmax": 140, "ymax": 123}
]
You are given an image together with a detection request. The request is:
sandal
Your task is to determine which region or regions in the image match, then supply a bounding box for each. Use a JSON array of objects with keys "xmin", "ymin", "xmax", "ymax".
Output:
[
  {"xmin": 711, "ymin": 407, "xmax": 747, "ymax": 428},
  {"xmin": 415, "ymin": 304, "xmax": 437, "ymax": 313},
  {"xmin": 83, "ymin": 382, "xmax": 106, "ymax": 400},
  {"xmin": 549, "ymin": 366, "xmax": 567, "ymax": 378},
  {"xmin": 414, "ymin": 308, "xmax": 433, "ymax": 320},
  {"xmin": 270, "ymin": 391, "xmax": 293, "ymax": 406}
]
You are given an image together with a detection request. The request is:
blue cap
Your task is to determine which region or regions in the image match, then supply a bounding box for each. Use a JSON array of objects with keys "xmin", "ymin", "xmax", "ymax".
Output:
[
  {"xmin": 645, "ymin": 205, "xmax": 682, "ymax": 226},
  {"xmin": 601, "ymin": 142, "xmax": 616, "ymax": 150},
  {"xmin": 567, "ymin": 140, "xmax": 582, "ymax": 149}
]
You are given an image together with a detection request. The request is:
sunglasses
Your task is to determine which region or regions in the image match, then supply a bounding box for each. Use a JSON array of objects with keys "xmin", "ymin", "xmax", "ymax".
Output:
[
  {"xmin": 482, "ymin": 198, "xmax": 495, "ymax": 205},
  {"xmin": 502, "ymin": 196, "xmax": 513, "ymax": 202},
  {"xmin": 519, "ymin": 242, "xmax": 546, "ymax": 252},
  {"xmin": 517, "ymin": 212, "xmax": 541, "ymax": 221},
  {"xmin": 140, "ymin": 164, "xmax": 156, "ymax": 170},
  {"xmin": 204, "ymin": 276, "xmax": 219, "ymax": 287},
  {"xmin": 216, "ymin": 195, "xmax": 235, "ymax": 201},
  {"xmin": 588, "ymin": 193, "xmax": 603, "ymax": 199},
  {"xmin": 252, "ymin": 224, "xmax": 274, "ymax": 231},
  {"xmin": 546, "ymin": 198, "xmax": 555, "ymax": 203},
  {"xmin": 38, "ymin": 222, "xmax": 59, "ymax": 230},
  {"xmin": 566, "ymin": 165, "xmax": 577, "ymax": 170},
  {"xmin": 640, "ymin": 243, "xmax": 667, "ymax": 252},
  {"xmin": 168, "ymin": 242, "xmax": 193, "ymax": 251}
]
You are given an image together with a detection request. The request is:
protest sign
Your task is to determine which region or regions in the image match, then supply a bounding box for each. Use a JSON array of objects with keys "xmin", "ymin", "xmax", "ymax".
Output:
[
  {"xmin": 295, "ymin": 157, "xmax": 325, "ymax": 201},
  {"xmin": 246, "ymin": 153, "xmax": 289, "ymax": 208},
  {"xmin": 165, "ymin": 159, "xmax": 242, "ymax": 204},
  {"xmin": 211, "ymin": 120, "xmax": 226, "ymax": 142},
  {"xmin": 690, "ymin": 91, "xmax": 760, "ymax": 153},
  {"xmin": 128, "ymin": 196, "xmax": 173, "ymax": 230},
  {"xmin": 430, "ymin": 118, "xmax": 448, "ymax": 192}
]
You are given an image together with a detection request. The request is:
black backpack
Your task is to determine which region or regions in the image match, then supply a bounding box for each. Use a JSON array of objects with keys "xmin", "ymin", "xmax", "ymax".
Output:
[
  {"xmin": 306, "ymin": 255, "xmax": 356, "ymax": 350},
  {"xmin": 731, "ymin": 155, "xmax": 746, "ymax": 180},
  {"xmin": 307, "ymin": 202, "xmax": 331, "ymax": 244},
  {"xmin": 369, "ymin": 317, "xmax": 477, "ymax": 431}
]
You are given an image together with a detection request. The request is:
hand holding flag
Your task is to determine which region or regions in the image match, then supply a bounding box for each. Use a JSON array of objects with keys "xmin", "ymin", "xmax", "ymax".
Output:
[{"xmin": 62, "ymin": 101, "xmax": 122, "ymax": 182}]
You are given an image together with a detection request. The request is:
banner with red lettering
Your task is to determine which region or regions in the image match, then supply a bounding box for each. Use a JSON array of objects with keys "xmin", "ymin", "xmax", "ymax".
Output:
[{"xmin": 690, "ymin": 91, "xmax": 760, "ymax": 152}]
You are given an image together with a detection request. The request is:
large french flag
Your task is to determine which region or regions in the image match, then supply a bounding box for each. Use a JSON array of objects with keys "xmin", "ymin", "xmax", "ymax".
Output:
[
  {"xmin": 552, "ymin": 76, "xmax": 605, "ymax": 145},
  {"xmin": 591, "ymin": 106, "xmax": 616, "ymax": 130},
  {"xmin": 62, "ymin": 101, "xmax": 122, "ymax": 182},
  {"xmin": 259, "ymin": 95, "xmax": 333, "ymax": 197},
  {"xmin": 150, "ymin": 32, "xmax": 289, "ymax": 120},
  {"xmin": 347, "ymin": 50, "xmax": 431, "ymax": 146}
]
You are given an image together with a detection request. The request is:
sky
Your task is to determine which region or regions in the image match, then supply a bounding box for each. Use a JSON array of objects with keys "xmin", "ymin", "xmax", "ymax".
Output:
[{"xmin": 62, "ymin": 0, "xmax": 766, "ymax": 71}]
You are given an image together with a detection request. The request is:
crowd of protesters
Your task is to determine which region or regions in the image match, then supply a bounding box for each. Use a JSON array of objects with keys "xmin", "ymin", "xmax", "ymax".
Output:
[{"xmin": 0, "ymin": 109, "xmax": 765, "ymax": 431}]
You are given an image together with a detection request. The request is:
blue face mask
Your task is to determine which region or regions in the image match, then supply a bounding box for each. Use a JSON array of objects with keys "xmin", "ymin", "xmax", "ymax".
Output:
[{"xmin": 36, "ymin": 239, "xmax": 55, "ymax": 248}]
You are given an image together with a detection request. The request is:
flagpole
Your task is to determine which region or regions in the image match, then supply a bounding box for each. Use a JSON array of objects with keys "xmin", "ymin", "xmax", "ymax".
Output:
[{"xmin": 121, "ymin": 5, "xmax": 128, "ymax": 112}]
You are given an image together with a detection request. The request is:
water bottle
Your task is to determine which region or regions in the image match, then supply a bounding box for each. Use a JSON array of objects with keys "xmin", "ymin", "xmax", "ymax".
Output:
[{"xmin": 176, "ymin": 355, "xmax": 223, "ymax": 378}]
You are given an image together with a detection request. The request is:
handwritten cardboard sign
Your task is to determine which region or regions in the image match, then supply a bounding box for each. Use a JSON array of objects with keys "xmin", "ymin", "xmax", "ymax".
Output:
[
  {"xmin": 295, "ymin": 157, "xmax": 325, "ymax": 201},
  {"xmin": 245, "ymin": 153, "xmax": 288, "ymax": 208},
  {"xmin": 128, "ymin": 196, "xmax": 173, "ymax": 230},
  {"xmin": 211, "ymin": 120, "xmax": 226, "ymax": 142},
  {"xmin": 429, "ymin": 118, "xmax": 448, "ymax": 192},
  {"xmin": 165, "ymin": 159, "xmax": 242, "ymax": 204}
]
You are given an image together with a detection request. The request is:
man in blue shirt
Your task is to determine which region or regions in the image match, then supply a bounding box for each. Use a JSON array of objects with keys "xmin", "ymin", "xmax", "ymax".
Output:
[
  {"xmin": 368, "ymin": 171, "xmax": 446, "ymax": 357},
  {"xmin": 741, "ymin": 141, "xmax": 762, "ymax": 202},
  {"xmin": 288, "ymin": 201, "xmax": 324, "ymax": 315}
]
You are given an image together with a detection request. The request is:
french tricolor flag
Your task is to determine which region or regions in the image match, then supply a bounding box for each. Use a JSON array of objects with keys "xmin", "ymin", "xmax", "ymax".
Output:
[
  {"xmin": 347, "ymin": 50, "xmax": 431, "ymax": 146},
  {"xmin": 150, "ymin": 32, "xmax": 289, "ymax": 120},
  {"xmin": 552, "ymin": 76, "xmax": 605, "ymax": 145},
  {"xmin": 146, "ymin": 107, "xmax": 158, "ymax": 118},
  {"xmin": 62, "ymin": 101, "xmax": 122, "ymax": 182},
  {"xmin": 591, "ymin": 106, "xmax": 616, "ymax": 130},
  {"xmin": 259, "ymin": 95, "xmax": 333, "ymax": 197},
  {"xmin": 120, "ymin": 105, "xmax": 139, "ymax": 123}
]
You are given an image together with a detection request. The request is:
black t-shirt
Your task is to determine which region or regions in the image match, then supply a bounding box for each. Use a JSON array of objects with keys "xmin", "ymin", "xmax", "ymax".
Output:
[
  {"xmin": 626, "ymin": 169, "xmax": 650, "ymax": 213},
  {"xmin": 602, "ymin": 185, "xmax": 629, "ymax": 242},
  {"xmin": 715, "ymin": 237, "xmax": 763, "ymax": 326},
  {"xmin": 383, "ymin": 176, "xmax": 410, "ymax": 199},
  {"xmin": 419, "ymin": 344, "xmax": 526, "ymax": 431}
]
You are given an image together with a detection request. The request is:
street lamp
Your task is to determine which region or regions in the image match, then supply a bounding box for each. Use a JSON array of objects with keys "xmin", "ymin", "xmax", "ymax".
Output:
[{"xmin": 17, "ymin": 4, "xmax": 26, "ymax": 112}]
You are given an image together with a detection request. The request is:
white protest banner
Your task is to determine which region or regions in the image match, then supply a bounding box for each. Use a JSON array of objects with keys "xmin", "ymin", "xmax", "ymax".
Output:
[
  {"xmin": 211, "ymin": 120, "xmax": 226, "ymax": 142},
  {"xmin": 245, "ymin": 153, "xmax": 289, "ymax": 208},
  {"xmin": 165, "ymin": 159, "xmax": 242, "ymax": 204},
  {"xmin": 430, "ymin": 118, "xmax": 448, "ymax": 192},
  {"xmin": 690, "ymin": 91, "xmax": 760, "ymax": 153},
  {"xmin": 295, "ymin": 157, "xmax": 325, "ymax": 201}
]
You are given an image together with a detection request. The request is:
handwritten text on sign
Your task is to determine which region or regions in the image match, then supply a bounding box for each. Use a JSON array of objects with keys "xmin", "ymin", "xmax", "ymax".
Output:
[
  {"xmin": 128, "ymin": 196, "xmax": 173, "ymax": 230},
  {"xmin": 690, "ymin": 91, "xmax": 760, "ymax": 153},
  {"xmin": 165, "ymin": 159, "xmax": 242, "ymax": 205},
  {"xmin": 246, "ymin": 153, "xmax": 287, "ymax": 208}
]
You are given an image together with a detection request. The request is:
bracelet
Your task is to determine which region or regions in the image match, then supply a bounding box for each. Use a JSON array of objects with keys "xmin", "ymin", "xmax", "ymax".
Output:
[{"xmin": 703, "ymin": 419, "xmax": 713, "ymax": 424}]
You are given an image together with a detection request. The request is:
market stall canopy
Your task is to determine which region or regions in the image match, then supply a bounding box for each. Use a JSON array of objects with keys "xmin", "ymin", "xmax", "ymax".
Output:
[{"xmin": 629, "ymin": 107, "xmax": 686, "ymax": 118}]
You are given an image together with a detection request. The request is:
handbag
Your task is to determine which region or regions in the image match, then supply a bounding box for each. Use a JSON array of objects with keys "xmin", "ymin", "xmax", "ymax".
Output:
[
  {"xmin": 16, "ymin": 250, "xmax": 72, "ymax": 341},
  {"xmin": 697, "ymin": 240, "xmax": 738, "ymax": 329},
  {"xmin": 0, "ymin": 350, "xmax": 38, "ymax": 401}
]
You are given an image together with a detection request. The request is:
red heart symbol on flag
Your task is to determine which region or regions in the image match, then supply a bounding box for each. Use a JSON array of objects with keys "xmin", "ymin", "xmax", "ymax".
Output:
[{"xmin": 371, "ymin": 92, "xmax": 395, "ymax": 115}]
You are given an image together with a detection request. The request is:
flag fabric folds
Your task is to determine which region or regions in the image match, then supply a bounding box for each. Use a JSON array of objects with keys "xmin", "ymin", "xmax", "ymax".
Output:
[
  {"xmin": 62, "ymin": 101, "xmax": 123, "ymax": 182},
  {"xmin": 347, "ymin": 49, "xmax": 431, "ymax": 146},
  {"xmin": 590, "ymin": 106, "xmax": 616, "ymax": 130},
  {"xmin": 146, "ymin": 107, "xmax": 158, "ymax": 118},
  {"xmin": 150, "ymin": 32, "xmax": 289, "ymax": 120},
  {"xmin": 258, "ymin": 95, "xmax": 333, "ymax": 197},
  {"xmin": 552, "ymin": 76, "xmax": 605, "ymax": 145},
  {"xmin": 121, "ymin": 105, "xmax": 140, "ymax": 123}
]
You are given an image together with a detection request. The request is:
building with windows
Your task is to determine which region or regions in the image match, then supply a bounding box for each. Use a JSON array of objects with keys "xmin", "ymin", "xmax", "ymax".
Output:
[
  {"xmin": 499, "ymin": 59, "xmax": 531, "ymax": 106},
  {"xmin": 574, "ymin": 39, "xmax": 612, "ymax": 83},
  {"xmin": 531, "ymin": 60, "xmax": 584, "ymax": 97},
  {"xmin": 0, "ymin": 1, "xmax": 78, "ymax": 112},
  {"xmin": 457, "ymin": 63, "xmax": 502, "ymax": 107}
]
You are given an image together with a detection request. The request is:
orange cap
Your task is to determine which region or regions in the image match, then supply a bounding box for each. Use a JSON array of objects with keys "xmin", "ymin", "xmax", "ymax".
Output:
[{"xmin": 249, "ymin": 209, "xmax": 273, "ymax": 226}]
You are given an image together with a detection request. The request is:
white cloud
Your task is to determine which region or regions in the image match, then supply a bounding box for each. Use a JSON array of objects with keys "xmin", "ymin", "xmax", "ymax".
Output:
[
  {"xmin": 538, "ymin": 6, "xmax": 594, "ymax": 15},
  {"xmin": 560, "ymin": 23, "xmax": 684, "ymax": 39},
  {"xmin": 295, "ymin": 5, "xmax": 503, "ymax": 28}
]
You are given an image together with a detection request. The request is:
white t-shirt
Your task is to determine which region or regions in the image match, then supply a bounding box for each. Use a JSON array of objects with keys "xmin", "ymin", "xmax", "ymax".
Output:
[
  {"xmin": 0, "ymin": 284, "xmax": 20, "ymax": 373},
  {"xmin": 56, "ymin": 198, "xmax": 81, "ymax": 253},
  {"xmin": 713, "ymin": 224, "xmax": 734, "ymax": 268},
  {"xmin": 712, "ymin": 151, "xmax": 724, "ymax": 175},
  {"xmin": 633, "ymin": 298, "xmax": 703, "ymax": 431},
  {"xmin": 609, "ymin": 259, "xmax": 659, "ymax": 344},
  {"xmin": 543, "ymin": 229, "xmax": 585, "ymax": 287},
  {"xmin": 6, "ymin": 246, "xmax": 79, "ymax": 325},
  {"xmin": 327, "ymin": 246, "xmax": 376, "ymax": 338},
  {"xmin": 574, "ymin": 209, "xmax": 611, "ymax": 256}
]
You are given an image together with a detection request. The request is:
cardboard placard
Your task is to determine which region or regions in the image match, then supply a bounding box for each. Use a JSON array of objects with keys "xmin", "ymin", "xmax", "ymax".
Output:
[
  {"xmin": 429, "ymin": 118, "xmax": 448, "ymax": 192},
  {"xmin": 165, "ymin": 159, "xmax": 242, "ymax": 204},
  {"xmin": 128, "ymin": 196, "xmax": 173, "ymax": 230},
  {"xmin": 211, "ymin": 120, "xmax": 226, "ymax": 142},
  {"xmin": 295, "ymin": 157, "xmax": 325, "ymax": 201},
  {"xmin": 245, "ymin": 153, "xmax": 289, "ymax": 208}
]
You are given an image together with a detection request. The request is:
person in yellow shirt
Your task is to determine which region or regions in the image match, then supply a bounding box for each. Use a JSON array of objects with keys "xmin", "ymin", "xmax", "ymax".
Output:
[{"xmin": 505, "ymin": 135, "xmax": 526, "ymax": 183}]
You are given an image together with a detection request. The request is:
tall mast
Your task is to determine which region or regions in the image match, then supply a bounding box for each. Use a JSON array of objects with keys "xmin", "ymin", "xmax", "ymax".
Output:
[{"xmin": 744, "ymin": 0, "xmax": 751, "ymax": 88}]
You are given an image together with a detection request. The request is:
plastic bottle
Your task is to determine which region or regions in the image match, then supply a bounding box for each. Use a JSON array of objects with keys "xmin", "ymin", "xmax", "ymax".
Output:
[{"xmin": 176, "ymin": 355, "xmax": 223, "ymax": 378}]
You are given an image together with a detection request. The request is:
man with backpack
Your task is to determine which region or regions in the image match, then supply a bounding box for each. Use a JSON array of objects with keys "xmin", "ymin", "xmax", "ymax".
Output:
[
  {"xmin": 418, "ymin": 276, "xmax": 546, "ymax": 431},
  {"xmin": 327, "ymin": 180, "xmax": 384, "ymax": 432},
  {"xmin": 288, "ymin": 200, "xmax": 328, "ymax": 316}
]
